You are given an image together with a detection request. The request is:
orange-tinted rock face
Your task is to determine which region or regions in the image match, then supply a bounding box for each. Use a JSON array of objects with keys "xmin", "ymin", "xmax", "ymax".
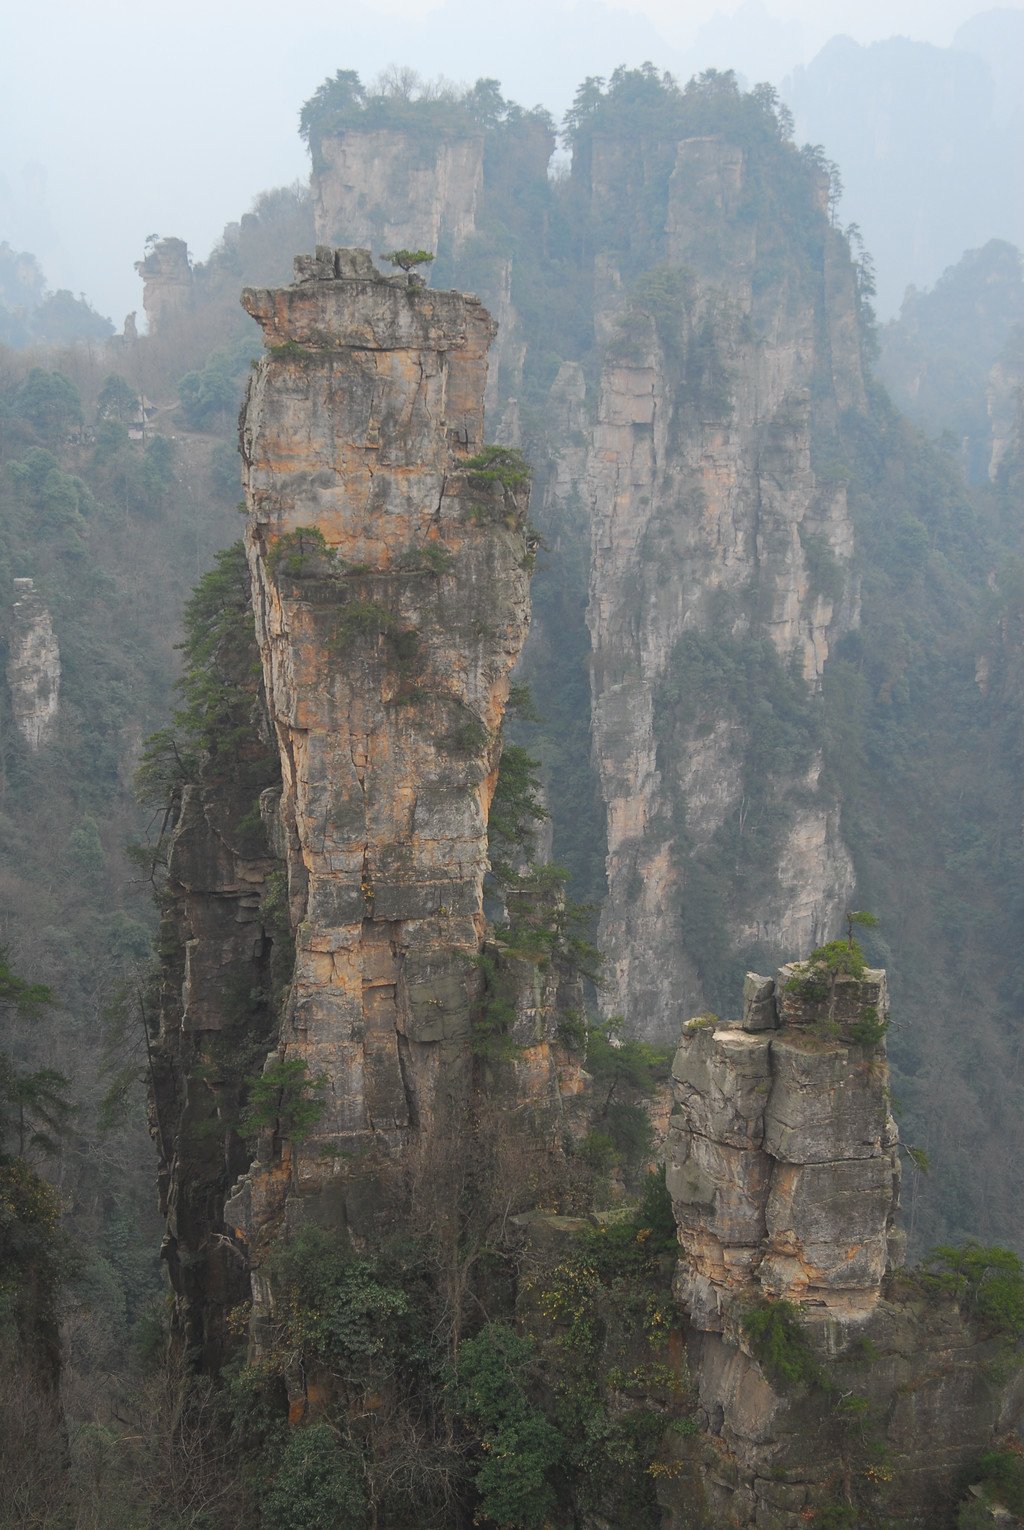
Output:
[{"xmin": 230, "ymin": 249, "xmax": 533, "ymax": 1226}]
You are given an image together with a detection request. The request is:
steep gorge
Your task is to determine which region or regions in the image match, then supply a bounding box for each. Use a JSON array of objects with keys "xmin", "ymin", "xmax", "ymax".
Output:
[
  {"xmin": 584, "ymin": 134, "xmax": 863, "ymax": 1036},
  {"xmin": 299, "ymin": 71, "xmax": 1024, "ymax": 1260},
  {"xmin": 135, "ymin": 64, "xmax": 1024, "ymax": 1530},
  {"xmin": 144, "ymin": 244, "xmax": 1024, "ymax": 1530}
]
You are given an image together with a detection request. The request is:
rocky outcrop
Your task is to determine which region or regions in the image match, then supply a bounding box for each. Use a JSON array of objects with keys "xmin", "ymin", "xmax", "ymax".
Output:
[
  {"xmin": 225, "ymin": 247, "xmax": 575, "ymax": 1256},
  {"xmin": 662, "ymin": 966, "xmax": 1024, "ymax": 1530},
  {"xmin": 309, "ymin": 122, "xmax": 535, "ymax": 419},
  {"xmin": 668, "ymin": 966, "xmax": 901, "ymax": 1331},
  {"xmin": 6, "ymin": 578, "xmax": 60, "ymax": 750},
  {"xmin": 676, "ymin": 1293, "xmax": 1024, "ymax": 1530},
  {"xmin": 134, "ymin": 236, "xmax": 193, "ymax": 336},
  {"xmin": 586, "ymin": 137, "xmax": 861, "ymax": 1041}
]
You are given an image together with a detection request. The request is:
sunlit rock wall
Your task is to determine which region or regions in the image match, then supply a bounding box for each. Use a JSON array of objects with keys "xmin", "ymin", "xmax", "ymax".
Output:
[{"xmin": 229, "ymin": 247, "xmax": 547, "ymax": 1244}]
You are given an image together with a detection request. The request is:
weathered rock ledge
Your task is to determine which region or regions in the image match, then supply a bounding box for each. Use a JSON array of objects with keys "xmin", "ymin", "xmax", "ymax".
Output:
[{"xmin": 663, "ymin": 965, "xmax": 1024, "ymax": 1530}]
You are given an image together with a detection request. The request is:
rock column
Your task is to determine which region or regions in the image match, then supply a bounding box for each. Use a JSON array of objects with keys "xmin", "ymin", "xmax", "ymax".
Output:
[
  {"xmin": 231, "ymin": 248, "xmax": 532, "ymax": 1235},
  {"xmin": 668, "ymin": 966, "xmax": 902, "ymax": 1331}
]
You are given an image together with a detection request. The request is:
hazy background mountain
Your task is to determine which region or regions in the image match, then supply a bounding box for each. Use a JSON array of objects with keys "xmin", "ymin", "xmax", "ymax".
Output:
[
  {"xmin": 3, "ymin": 1, "xmax": 1024, "ymax": 327},
  {"xmin": 787, "ymin": 10, "xmax": 1024, "ymax": 314}
]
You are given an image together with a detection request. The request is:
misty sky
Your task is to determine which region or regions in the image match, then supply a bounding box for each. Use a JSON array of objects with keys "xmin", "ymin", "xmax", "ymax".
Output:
[{"xmin": 3, "ymin": 0, "xmax": 1023, "ymax": 325}]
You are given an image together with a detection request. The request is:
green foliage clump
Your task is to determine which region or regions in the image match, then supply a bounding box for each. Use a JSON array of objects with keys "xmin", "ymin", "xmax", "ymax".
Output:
[
  {"xmin": 494, "ymin": 865, "xmax": 601, "ymax": 979},
  {"xmin": 785, "ymin": 938, "xmax": 868, "ymax": 1003},
  {"xmin": 523, "ymin": 1189, "xmax": 685, "ymax": 1528},
  {"xmin": 799, "ymin": 524, "xmax": 846, "ymax": 605},
  {"xmin": 177, "ymin": 335, "xmax": 257, "ymax": 430},
  {"xmin": 13, "ymin": 368, "xmax": 83, "ymax": 446},
  {"xmin": 462, "ymin": 444, "xmax": 532, "ymax": 492},
  {"xmin": 488, "ymin": 740, "xmax": 548, "ymax": 874},
  {"xmin": 136, "ymin": 541, "xmax": 272, "ymax": 815},
  {"xmin": 634, "ymin": 1164, "xmax": 679, "ymax": 1254},
  {"xmin": 849, "ymin": 1005, "xmax": 890, "ymax": 1047},
  {"xmin": 381, "ymin": 249, "xmax": 435, "ymax": 274},
  {"xmin": 453, "ymin": 1324, "xmax": 563, "ymax": 1530},
  {"xmin": 261, "ymin": 1421, "xmax": 367, "ymax": 1530},
  {"xmin": 919, "ymin": 1243, "xmax": 1024, "ymax": 1339},
  {"xmin": 266, "ymin": 524, "xmax": 336, "ymax": 578},
  {"xmin": 470, "ymin": 950, "xmax": 521, "ymax": 1062},
  {"xmin": 7, "ymin": 445, "xmax": 91, "ymax": 535},
  {"xmin": 0, "ymin": 1056, "xmax": 74, "ymax": 1161},
  {"xmin": 959, "ymin": 1450, "xmax": 1024, "ymax": 1519},
  {"xmin": 441, "ymin": 713, "xmax": 490, "ymax": 756},
  {"xmin": 742, "ymin": 1298, "xmax": 824, "ymax": 1390},
  {"xmin": 583, "ymin": 1019, "xmax": 671, "ymax": 1178},
  {"xmin": 267, "ymin": 1230, "xmax": 416, "ymax": 1375},
  {"xmin": 785, "ymin": 916, "xmax": 881, "ymax": 1020},
  {"xmin": 95, "ymin": 372, "xmax": 139, "ymax": 425},
  {"xmin": 574, "ymin": 1172, "xmax": 678, "ymax": 1277},
  {"xmin": 240, "ymin": 1057, "xmax": 327, "ymax": 1147},
  {"xmin": 298, "ymin": 68, "xmax": 552, "ymax": 180}
]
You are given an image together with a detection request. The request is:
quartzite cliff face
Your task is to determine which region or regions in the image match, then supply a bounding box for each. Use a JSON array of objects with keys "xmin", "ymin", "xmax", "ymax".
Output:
[
  {"xmin": 151, "ymin": 249, "xmax": 583, "ymax": 1357},
  {"xmin": 585, "ymin": 140, "xmax": 862, "ymax": 1041},
  {"xmin": 663, "ymin": 970, "xmax": 1024, "ymax": 1530},
  {"xmin": 226, "ymin": 247, "xmax": 578, "ymax": 1249},
  {"xmin": 309, "ymin": 100, "xmax": 865, "ymax": 1044}
]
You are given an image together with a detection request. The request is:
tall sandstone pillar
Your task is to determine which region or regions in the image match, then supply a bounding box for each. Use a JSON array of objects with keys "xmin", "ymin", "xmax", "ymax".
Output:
[{"xmin": 229, "ymin": 247, "xmax": 532, "ymax": 1241}]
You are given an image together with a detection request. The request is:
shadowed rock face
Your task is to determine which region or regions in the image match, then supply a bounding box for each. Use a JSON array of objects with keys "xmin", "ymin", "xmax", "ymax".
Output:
[
  {"xmin": 6, "ymin": 578, "xmax": 60, "ymax": 750},
  {"xmin": 228, "ymin": 248, "xmax": 536, "ymax": 1242},
  {"xmin": 314, "ymin": 132, "xmax": 483, "ymax": 264}
]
